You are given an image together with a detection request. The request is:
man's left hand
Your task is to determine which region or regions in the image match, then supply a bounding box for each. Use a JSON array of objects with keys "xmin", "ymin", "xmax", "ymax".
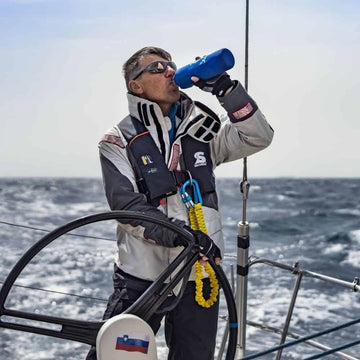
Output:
[{"xmin": 191, "ymin": 73, "xmax": 234, "ymax": 97}]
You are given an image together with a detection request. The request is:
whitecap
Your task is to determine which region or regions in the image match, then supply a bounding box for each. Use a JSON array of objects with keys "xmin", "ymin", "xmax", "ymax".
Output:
[
  {"xmin": 250, "ymin": 185, "xmax": 261, "ymax": 192},
  {"xmin": 342, "ymin": 250, "xmax": 360, "ymax": 268},
  {"xmin": 67, "ymin": 202, "xmax": 97, "ymax": 216},
  {"xmin": 323, "ymin": 243, "xmax": 347, "ymax": 255},
  {"xmin": 349, "ymin": 229, "xmax": 360, "ymax": 243},
  {"xmin": 334, "ymin": 208, "xmax": 360, "ymax": 216},
  {"xmin": 223, "ymin": 216, "xmax": 237, "ymax": 226}
]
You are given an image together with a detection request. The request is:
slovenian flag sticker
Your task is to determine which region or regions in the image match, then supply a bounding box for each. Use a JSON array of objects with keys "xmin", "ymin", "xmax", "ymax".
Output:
[{"xmin": 116, "ymin": 334, "xmax": 150, "ymax": 354}]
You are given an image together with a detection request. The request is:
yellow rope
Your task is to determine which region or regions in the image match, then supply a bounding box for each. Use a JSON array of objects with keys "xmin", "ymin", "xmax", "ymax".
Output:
[{"xmin": 189, "ymin": 203, "xmax": 219, "ymax": 308}]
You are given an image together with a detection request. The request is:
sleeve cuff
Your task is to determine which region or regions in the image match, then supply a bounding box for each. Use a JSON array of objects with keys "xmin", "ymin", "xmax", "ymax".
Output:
[{"xmin": 217, "ymin": 81, "xmax": 258, "ymax": 123}]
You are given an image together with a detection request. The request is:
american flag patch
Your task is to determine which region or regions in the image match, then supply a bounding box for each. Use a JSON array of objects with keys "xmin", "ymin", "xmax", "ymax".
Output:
[
  {"xmin": 100, "ymin": 134, "xmax": 125, "ymax": 148},
  {"xmin": 231, "ymin": 102, "xmax": 253, "ymax": 120}
]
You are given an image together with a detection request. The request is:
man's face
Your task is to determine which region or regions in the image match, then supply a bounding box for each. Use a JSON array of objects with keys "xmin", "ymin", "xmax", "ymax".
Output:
[{"xmin": 130, "ymin": 54, "xmax": 180, "ymax": 113}]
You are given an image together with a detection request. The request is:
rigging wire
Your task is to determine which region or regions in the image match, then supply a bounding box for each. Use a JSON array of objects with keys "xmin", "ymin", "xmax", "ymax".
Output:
[
  {"xmin": 0, "ymin": 220, "xmax": 228, "ymax": 302},
  {"xmin": 0, "ymin": 219, "xmax": 236, "ymax": 258},
  {"xmin": 0, "ymin": 220, "xmax": 114, "ymax": 302},
  {"xmin": 0, "ymin": 280, "xmax": 108, "ymax": 302},
  {"xmin": 0, "ymin": 219, "xmax": 237, "ymax": 302},
  {"xmin": 0, "ymin": 220, "xmax": 116, "ymax": 242}
]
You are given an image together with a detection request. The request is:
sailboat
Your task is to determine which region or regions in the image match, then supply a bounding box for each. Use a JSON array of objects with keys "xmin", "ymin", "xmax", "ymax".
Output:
[{"xmin": 1, "ymin": 2, "xmax": 360, "ymax": 359}]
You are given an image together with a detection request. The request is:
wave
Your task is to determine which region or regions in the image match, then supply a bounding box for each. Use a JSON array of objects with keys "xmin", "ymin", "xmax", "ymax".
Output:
[
  {"xmin": 324, "ymin": 231, "xmax": 353, "ymax": 244},
  {"xmin": 334, "ymin": 208, "xmax": 360, "ymax": 217},
  {"xmin": 1, "ymin": 178, "xmax": 360, "ymax": 359}
]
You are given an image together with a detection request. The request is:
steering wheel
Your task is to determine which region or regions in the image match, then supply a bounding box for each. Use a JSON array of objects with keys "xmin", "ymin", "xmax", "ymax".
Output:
[{"xmin": 0, "ymin": 211, "xmax": 237, "ymax": 360}]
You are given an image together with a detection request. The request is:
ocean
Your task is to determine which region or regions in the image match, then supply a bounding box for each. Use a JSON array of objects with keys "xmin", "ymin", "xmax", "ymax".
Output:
[{"xmin": 1, "ymin": 177, "xmax": 360, "ymax": 359}]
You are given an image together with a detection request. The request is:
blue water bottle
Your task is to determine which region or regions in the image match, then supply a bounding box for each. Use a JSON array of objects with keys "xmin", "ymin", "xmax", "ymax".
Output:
[{"xmin": 174, "ymin": 48, "xmax": 235, "ymax": 89}]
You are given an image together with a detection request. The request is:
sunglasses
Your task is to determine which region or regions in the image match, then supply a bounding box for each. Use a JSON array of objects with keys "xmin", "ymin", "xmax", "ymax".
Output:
[{"xmin": 132, "ymin": 60, "xmax": 177, "ymax": 80}]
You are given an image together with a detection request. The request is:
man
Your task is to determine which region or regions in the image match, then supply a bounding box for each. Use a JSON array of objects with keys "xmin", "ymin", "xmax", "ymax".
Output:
[{"xmin": 87, "ymin": 46, "xmax": 273, "ymax": 359}]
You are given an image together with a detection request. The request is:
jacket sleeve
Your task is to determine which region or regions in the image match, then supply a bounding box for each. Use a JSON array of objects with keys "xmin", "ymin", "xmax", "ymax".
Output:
[
  {"xmin": 99, "ymin": 136, "xmax": 184, "ymax": 247},
  {"xmin": 210, "ymin": 81, "xmax": 274, "ymax": 167}
]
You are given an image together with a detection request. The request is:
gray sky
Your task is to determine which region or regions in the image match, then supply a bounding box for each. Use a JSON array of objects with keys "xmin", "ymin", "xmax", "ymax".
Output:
[{"xmin": 1, "ymin": 0, "xmax": 359, "ymax": 178}]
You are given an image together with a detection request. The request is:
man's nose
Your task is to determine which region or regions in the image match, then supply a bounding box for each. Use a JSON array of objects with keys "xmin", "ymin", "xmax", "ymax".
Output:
[{"xmin": 165, "ymin": 66, "xmax": 176, "ymax": 77}]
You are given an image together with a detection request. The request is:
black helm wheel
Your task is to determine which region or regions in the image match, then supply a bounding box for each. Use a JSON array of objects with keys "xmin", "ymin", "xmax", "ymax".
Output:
[{"xmin": 0, "ymin": 210, "xmax": 237, "ymax": 360}]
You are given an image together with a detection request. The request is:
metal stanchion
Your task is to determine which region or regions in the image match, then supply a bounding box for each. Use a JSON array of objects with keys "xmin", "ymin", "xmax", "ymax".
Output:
[{"xmin": 236, "ymin": 2, "xmax": 251, "ymax": 357}]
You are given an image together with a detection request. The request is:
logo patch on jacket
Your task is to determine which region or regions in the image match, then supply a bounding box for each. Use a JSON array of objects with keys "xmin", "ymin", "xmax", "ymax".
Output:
[
  {"xmin": 100, "ymin": 134, "xmax": 125, "ymax": 148},
  {"xmin": 194, "ymin": 151, "xmax": 207, "ymax": 167},
  {"xmin": 141, "ymin": 155, "xmax": 153, "ymax": 165},
  {"xmin": 231, "ymin": 102, "xmax": 253, "ymax": 120},
  {"xmin": 141, "ymin": 155, "xmax": 157, "ymax": 174}
]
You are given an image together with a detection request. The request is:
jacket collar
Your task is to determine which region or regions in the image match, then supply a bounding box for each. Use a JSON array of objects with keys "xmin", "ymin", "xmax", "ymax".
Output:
[
  {"xmin": 127, "ymin": 93, "xmax": 175, "ymax": 162},
  {"xmin": 127, "ymin": 92, "xmax": 194, "ymax": 125},
  {"xmin": 126, "ymin": 92, "xmax": 220, "ymax": 146},
  {"xmin": 127, "ymin": 93, "xmax": 165, "ymax": 126}
]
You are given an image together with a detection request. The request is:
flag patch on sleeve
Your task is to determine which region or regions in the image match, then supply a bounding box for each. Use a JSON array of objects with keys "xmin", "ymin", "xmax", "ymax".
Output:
[
  {"xmin": 100, "ymin": 134, "xmax": 125, "ymax": 148},
  {"xmin": 231, "ymin": 102, "xmax": 254, "ymax": 120}
]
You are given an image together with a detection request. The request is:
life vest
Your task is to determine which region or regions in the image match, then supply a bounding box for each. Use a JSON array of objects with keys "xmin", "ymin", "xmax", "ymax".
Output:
[{"xmin": 118, "ymin": 102, "xmax": 220, "ymax": 208}]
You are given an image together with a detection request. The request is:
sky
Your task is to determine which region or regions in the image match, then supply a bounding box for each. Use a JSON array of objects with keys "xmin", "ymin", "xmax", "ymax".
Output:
[{"xmin": 1, "ymin": 0, "xmax": 359, "ymax": 178}]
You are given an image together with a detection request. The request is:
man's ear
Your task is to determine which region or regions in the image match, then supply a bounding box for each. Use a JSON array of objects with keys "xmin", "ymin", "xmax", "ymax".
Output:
[{"xmin": 129, "ymin": 80, "xmax": 143, "ymax": 95}]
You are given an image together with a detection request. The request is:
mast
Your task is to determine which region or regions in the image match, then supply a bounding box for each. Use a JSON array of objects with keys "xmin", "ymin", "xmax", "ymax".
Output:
[{"xmin": 236, "ymin": 0, "xmax": 250, "ymax": 357}]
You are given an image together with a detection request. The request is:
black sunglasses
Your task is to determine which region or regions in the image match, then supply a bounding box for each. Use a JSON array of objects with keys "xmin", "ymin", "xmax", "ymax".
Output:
[{"xmin": 132, "ymin": 60, "xmax": 177, "ymax": 80}]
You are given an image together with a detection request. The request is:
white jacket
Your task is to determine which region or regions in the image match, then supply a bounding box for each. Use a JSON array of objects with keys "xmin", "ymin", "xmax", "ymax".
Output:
[{"xmin": 99, "ymin": 83, "xmax": 273, "ymax": 281}]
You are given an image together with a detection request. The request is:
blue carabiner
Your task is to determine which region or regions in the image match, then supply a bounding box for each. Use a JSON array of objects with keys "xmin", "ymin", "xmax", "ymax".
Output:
[{"xmin": 181, "ymin": 179, "xmax": 203, "ymax": 206}]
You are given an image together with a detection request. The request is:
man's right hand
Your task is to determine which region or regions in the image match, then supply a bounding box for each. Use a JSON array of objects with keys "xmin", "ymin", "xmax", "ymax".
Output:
[{"xmin": 180, "ymin": 226, "xmax": 221, "ymax": 265}]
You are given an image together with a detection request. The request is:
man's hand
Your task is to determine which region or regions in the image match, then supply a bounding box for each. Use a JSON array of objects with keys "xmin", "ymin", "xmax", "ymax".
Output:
[
  {"xmin": 181, "ymin": 226, "xmax": 221, "ymax": 265},
  {"xmin": 191, "ymin": 73, "xmax": 234, "ymax": 97}
]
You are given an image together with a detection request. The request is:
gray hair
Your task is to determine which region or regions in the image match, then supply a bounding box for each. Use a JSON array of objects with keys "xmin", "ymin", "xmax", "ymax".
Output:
[{"xmin": 123, "ymin": 46, "xmax": 172, "ymax": 91}]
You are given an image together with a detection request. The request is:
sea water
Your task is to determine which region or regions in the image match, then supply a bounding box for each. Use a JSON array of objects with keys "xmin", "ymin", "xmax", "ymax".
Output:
[{"xmin": 0, "ymin": 177, "xmax": 360, "ymax": 359}]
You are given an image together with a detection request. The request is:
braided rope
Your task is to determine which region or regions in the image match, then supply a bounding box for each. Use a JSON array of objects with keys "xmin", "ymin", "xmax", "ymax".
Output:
[{"xmin": 189, "ymin": 203, "xmax": 219, "ymax": 308}]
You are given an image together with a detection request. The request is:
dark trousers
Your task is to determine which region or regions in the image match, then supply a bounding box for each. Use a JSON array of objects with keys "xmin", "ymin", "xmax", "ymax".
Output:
[{"xmin": 86, "ymin": 265, "xmax": 219, "ymax": 360}]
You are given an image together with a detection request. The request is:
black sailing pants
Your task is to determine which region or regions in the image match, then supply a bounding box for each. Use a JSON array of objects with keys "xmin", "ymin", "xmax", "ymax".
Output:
[{"xmin": 86, "ymin": 265, "xmax": 219, "ymax": 360}]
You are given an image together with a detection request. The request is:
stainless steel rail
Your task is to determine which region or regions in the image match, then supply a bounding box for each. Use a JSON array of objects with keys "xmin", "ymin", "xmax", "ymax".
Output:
[
  {"xmin": 249, "ymin": 257, "xmax": 360, "ymax": 292},
  {"xmin": 217, "ymin": 256, "xmax": 360, "ymax": 359}
]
